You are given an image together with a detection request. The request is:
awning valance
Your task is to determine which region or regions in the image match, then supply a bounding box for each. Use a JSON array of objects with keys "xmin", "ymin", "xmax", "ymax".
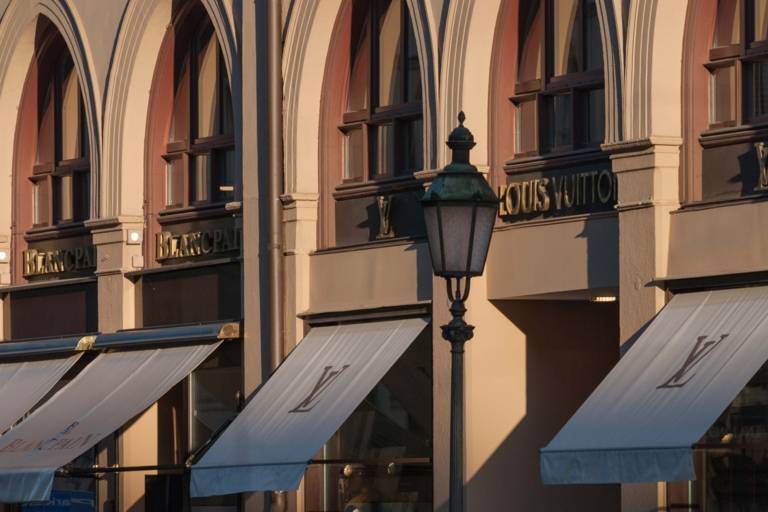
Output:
[
  {"xmin": 541, "ymin": 286, "xmax": 768, "ymax": 484},
  {"xmin": 190, "ymin": 317, "xmax": 430, "ymax": 497},
  {"xmin": 0, "ymin": 342, "xmax": 221, "ymax": 502}
]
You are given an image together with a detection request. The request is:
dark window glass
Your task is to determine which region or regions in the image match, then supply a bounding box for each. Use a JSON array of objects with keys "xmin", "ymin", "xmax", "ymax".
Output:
[
  {"xmin": 306, "ymin": 328, "xmax": 432, "ymax": 512},
  {"xmin": 753, "ymin": 59, "xmax": 768, "ymax": 118},
  {"xmin": 515, "ymin": 97, "xmax": 537, "ymax": 154},
  {"xmin": 544, "ymin": 94, "xmax": 573, "ymax": 151}
]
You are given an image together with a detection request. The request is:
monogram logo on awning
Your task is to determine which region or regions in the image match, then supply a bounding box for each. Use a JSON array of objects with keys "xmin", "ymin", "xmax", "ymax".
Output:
[
  {"xmin": 657, "ymin": 334, "xmax": 729, "ymax": 389},
  {"xmin": 289, "ymin": 365, "xmax": 351, "ymax": 413}
]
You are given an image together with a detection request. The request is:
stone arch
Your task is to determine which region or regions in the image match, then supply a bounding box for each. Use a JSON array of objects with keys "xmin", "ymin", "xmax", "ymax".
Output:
[
  {"xmin": 101, "ymin": 0, "xmax": 238, "ymax": 219},
  {"xmin": 624, "ymin": 0, "xmax": 689, "ymax": 142},
  {"xmin": 0, "ymin": 0, "xmax": 101, "ymax": 234}
]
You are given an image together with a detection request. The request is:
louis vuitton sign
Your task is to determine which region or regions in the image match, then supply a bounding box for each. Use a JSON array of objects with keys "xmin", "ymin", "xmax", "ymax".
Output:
[
  {"xmin": 23, "ymin": 246, "xmax": 96, "ymax": 278},
  {"xmin": 498, "ymin": 169, "xmax": 616, "ymax": 221},
  {"xmin": 156, "ymin": 226, "xmax": 241, "ymax": 262}
]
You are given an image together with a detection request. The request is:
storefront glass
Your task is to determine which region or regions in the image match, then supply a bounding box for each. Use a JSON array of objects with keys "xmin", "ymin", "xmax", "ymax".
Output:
[{"xmin": 304, "ymin": 327, "xmax": 432, "ymax": 512}]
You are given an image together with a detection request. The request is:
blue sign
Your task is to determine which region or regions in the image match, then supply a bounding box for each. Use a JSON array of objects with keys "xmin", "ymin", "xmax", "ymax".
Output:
[{"xmin": 21, "ymin": 490, "xmax": 95, "ymax": 512}]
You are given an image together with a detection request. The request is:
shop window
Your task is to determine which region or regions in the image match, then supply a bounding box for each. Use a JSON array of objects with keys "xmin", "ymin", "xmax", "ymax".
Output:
[
  {"xmin": 707, "ymin": 0, "xmax": 768, "ymax": 128},
  {"xmin": 29, "ymin": 32, "xmax": 90, "ymax": 228},
  {"xmin": 304, "ymin": 327, "xmax": 432, "ymax": 512},
  {"xmin": 340, "ymin": 0, "xmax": 423, "ymax": 183},
  {"xmin": 669, "ymin": 361, "xmax": 768, "ymax": 509},
  {"xmin": 511, "ymin": 0, "xmax": 605, "ymax": 157},
  {"xmin": 163, "ymin": 18, "xmax": 235, "ymax": 209}
]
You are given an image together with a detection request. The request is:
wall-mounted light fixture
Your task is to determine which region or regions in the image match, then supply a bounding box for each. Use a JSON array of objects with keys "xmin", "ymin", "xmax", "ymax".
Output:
[
  {"xmin": 0, "ymin": 249, "xmax": 9, "ymax": 263},
  {"xmin": 126, "ymin": 230, "xmax": 143, "ymax": 245},
  {"xmin": 591, "ymin": 295, "xmax": 617, "ymax": 303}
]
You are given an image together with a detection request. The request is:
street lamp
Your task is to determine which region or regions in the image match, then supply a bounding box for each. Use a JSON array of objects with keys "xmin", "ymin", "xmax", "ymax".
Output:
[{"xmin": 421, "ymin": 112, "xmax": 498, "ymax": 512}]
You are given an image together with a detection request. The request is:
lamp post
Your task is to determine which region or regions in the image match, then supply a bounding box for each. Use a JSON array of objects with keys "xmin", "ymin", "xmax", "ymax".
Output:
[{"xmin": 421, "ymin": 112, "xmax": 498, "ymax": 512}]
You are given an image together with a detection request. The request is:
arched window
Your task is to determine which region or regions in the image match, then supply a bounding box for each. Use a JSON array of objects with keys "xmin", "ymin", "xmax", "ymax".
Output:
[
  {"xmin": 164, "ymin": 14, "xmax": 234, "ymax": 208},
  {"xmin": 28, "ymin": 27, "xmax": 90, "ymax": 227},
  {"xmin": 341, "ymin": 0, "xmax": 423, "ymax": 182},
  {"xmin": 511, "ymin": 0, "xmax": 604, "ymax": 156},
  {"xmin": 682, "ymin": 0, "xmax": 768, "ymax": 202},
  {"xmin": 320, "ymin": 0, "xmax": 426, "ymax": 248},
  {"xmin": 708, "ymin": 0, "xmax": 768, "ymax": 127}
]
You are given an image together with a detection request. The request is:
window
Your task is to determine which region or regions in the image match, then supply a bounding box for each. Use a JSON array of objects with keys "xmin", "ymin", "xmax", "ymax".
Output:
[
  {"xmin": 31, "ymin": 35, "xmax": 89, "ymax": 228},
  {"xmin": 707, "ymin": 0, "xmax": 768, "ymax": 128},
  {"xmin": 163, "ymin": 19, "xmax": 234, "ymax": 209},
  {"xmin": 304, "ymin": 328, "xmax": 432, "ymax": 512},
  {"xmin": 511, "ymin": 0, "xmax": 605, "ymax": 156},
  {"xmin": 340, "ymin": 0, "xmax": 423, "ymax": 183}
]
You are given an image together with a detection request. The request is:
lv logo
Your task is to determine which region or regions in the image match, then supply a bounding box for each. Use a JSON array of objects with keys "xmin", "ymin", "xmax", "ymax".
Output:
[
  {"xmin": 755, "ymin": 142, "xmax": 768, "ymax": 191},
  {"xmin": 289, "ymin": 365, "xmax": 351, "ymax": 413},
  {"xmin": 657, "ymin": 334, "xmax": 729, "ymax": 389},
  {"xmin": 376, "ymin": 195, "xmax": 395, "ymax": 239}
]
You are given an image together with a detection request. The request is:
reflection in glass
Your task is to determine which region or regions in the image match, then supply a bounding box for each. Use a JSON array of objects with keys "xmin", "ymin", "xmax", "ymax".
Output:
[
  {"xmin": 193, "ymin": 154, "xmax": 211, "ymax": 203},
  {"xmin": 306, "ymin": 329, "xmax": 433, "ymax": 512},
  {"xmin": 715, "ymin": 0, "xmax": 741, "ymax": 47},
  {"xmin": 378, "ymin": 0, "xmax": 403, "ymax": 106},
  {"xmin": 757, "ymin": 0, "xmax": 768, "ymax": 41},
  {"xmin": 214, "ymin": 148, "xmax": 236, "ymax": 203},
  {"xmin": 518, "ymin": 2, "xmax": 543, "ymax": 83},
  {"xmin": 586, "ymin": 87, "xmax": 605, "ymax": 145},
  {"xmin": 585, "ymin": 0, "xmax": 603, "ymax": 71},
  {"xmin": 344, "ymin": 127, "xmax": 365, "ymax": 181},
  {"xmin": 545, "ymin": 94, "xmax": 573, "ymax": 150},
  {"xmin": 165, "ymin": 158, "xmax": 184, "ymax": 207},
  {"xmin": 61, "ymin": 70, "xmax": 81, "ymax": 160},
  {"xmin": 37, "ymin": 81, "xmax": 55, "ymax": 165},
  {"xmin": 348, "ymin": 9, "xmax": 371, "ymax": 112},
  {"xmin": 711, "ymin": 64, "xmax": 737, "ymax": 124},
  {"xmin": 54, "ymin": 174, "xmax": 73, "ymax": 223},
  {"xmin": 515, "ymin": 98, "xmax": 537, "ymax": 154},
  {"xmin": 554, "ymin": 0, "xmax": 582, "ymax": 76},
  {"xmin": 375, "ymin": 124, "xmax": 394, "ymax": 177},
  {"xmin": 197, "ymin": 33, "xmax": 219, "ymax": 138},
  {"xmin": 32, "ymin": 180, "xmax": 49, "ymax": 226},
  {"xmin": 406, "ymin": 119, "xmax": 424, "ymax": 173},
  {"xmin": 754, "ymin": 60, "xmax": 768, "ymax": 118},
  {"xmin": 405, "ymin": 15, "xmax": 421, "ymax": 103},
  {"xmin": 171, "ymin": 61, "xmax": 189, "ymax": 142}
]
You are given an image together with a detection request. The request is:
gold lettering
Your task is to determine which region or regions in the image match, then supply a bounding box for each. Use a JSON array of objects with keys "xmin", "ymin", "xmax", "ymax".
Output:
[
  {"xmin": 597, "ymin": 170, "xmax": 613, "ymax": 203},
  {"xmin": 538, "ymin": 178, "xmax": 550, "ymax": 212}
]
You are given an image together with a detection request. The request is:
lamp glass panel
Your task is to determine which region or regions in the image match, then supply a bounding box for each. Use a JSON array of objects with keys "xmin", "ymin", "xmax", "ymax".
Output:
[
  {"xmin": 436, "ymin": 204, "xmax": 474, "ymax": 275},
  {"xmin": 422, "ymin": 204, "xmax": 444, "ymax": 275},
  {"xmin": 469, "ymin": 205, "xmax": 497, "ymax": 275}
]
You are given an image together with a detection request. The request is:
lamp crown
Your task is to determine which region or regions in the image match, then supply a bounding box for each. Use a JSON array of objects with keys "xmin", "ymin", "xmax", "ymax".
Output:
[{"xmin": 447, "ymin": 111, "xmax": 476, "ymax": 166}]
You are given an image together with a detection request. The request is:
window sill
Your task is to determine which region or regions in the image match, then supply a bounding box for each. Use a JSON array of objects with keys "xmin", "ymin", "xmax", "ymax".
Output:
[
  {"xmin": 504, "ymin": 147, "xmax": 607, "ymax": 175},
  {"xmin": 158, "ymin": 202, "xmax": 240, "ymax": 224},
  {"xmin": 24, "ymin": 222, "xmax": 89, "ymax": 242},
  {"xmin": 678, "ymin": 192, "xmax": 768, "ymax": 212},
  {"xmin": 700, "ymin": 124, "xmax": 768, "ymax": 148},
  {"xmin": 333, "ymin": 173, "xmax": 425, "ymax": 200},
  {"xmin": 313, "ymin": 235, "xmax": 426, "ymax": 255}
]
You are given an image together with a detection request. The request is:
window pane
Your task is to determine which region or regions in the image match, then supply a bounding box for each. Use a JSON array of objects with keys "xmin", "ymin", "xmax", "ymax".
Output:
[
  {"xmin": 171, "ymin": 61, "xmax": 189, "ymax": 142},
  {"xmin": 54, "ymin": 174, "xmax": 73, "ymax": 223},
  {"xmin": 197, "ymin": 33, "xmax": 219, "ymax": 138},
  {"xmin": 405, "ymin": 118, "xmax": 423, "ymax": 173},
  {"xmin": 554, "ymin": 0, "xmax": 583, "ymax": 76},
  {"xmin": 219, "ymin": 60, "xmax": 234, "ymax": 136},
  {"xmin": 756, "ymin": 0, "xmax": 768, "ymax": 41},
  {"xmin": 585, "ymin": 0, "xmax": 603, "ymax": 71},
  {"xmin": 375, "ymin": 123, "xmax": 394, "ymax": 177},
  {"xmin": 192, "ymin": 153, "xmax": 211, "ymax": 203},
  {"xmin": 165, "ymin": 158, "xmax": 184, "ymax": 207},
  {"xmin": 348, "ymin": 6, "xmax": 371, "ymax": 112},
  {"xmin": 518, "ymin": 2, "xmax": 543, "ymax": 83},
  {"xmin": 715, "ymin": 0, "xmax": 741, "ymax": 47},
  {"xmin": 711, "ymin": 64, "xmax": 737, "ymax": 123},
  {"xmin": 344, "ymin": 127, "xmax": 365, "ymax": 180},
  {"xmin": 515, "ymin": 98, "xmax": 537, "ymax": 154},
  {"xmin": 544, "ymin": 94, "xmax": 573, "ymax": 151},
  {"xmin": 32, "ymin": 179, "xmax": 49, "ymax": 226},
  {"xmin": 214, "ymin": 148, "xmax": 236, "ymax": 203},
  {"xmin": 754, "ymin": 60, "xmax": 768, "ymax": 118},
  {"xmin": 585, "ymin": 87, "xmax": 605, "ymax": 145},
  {"xmin": 74, "ymin": 172, "xmax": 89, "ymax": 221},
  {"xmin": 61, "ymin": 69, "xmax": 81, "ymax": 160},
  {"xmin": 378, "ymin": 0, "xmax": 404, "ymax": 106},
  {"xmin": 37, "ymin": 80, "xmax": 55, "ymax": 165},
  {"xmin": 405, "ymin": 11, "xmax": 422, "ymax": 103}
]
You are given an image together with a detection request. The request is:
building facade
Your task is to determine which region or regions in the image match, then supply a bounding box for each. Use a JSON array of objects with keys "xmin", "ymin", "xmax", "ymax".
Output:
[{"xmin": 0, "ymin": 0, "xmax": 764, "ymax": 511}]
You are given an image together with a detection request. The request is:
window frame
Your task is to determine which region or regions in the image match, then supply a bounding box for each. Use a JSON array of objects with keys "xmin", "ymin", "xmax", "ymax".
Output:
[
  {"xmin": 509, "ymin": 0, "xmax": 606, "ymax": 158},
  {"xmin": 29, "ymin": 43, "xmax": 90, "ymax": 229},
  {"xmin": 706, "ymin": 0, "xmax": 768, "ymax": 130},
  {"xmin": 161, "ymin": 18, "xmax": 235, "ymax": 212},
  {"xmin": 337, "ymin": 0, "xmax": 424, "ymax": 187}
]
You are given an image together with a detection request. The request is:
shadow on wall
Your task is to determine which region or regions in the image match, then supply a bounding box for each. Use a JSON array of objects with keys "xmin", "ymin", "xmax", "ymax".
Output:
[
  {"xmin": 577, "ymin": 214, "xmax": 619, "ymax": 293},
  {"xmin": 436, "ymin": 299, "xmax": 621, "ymax": 511}
]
